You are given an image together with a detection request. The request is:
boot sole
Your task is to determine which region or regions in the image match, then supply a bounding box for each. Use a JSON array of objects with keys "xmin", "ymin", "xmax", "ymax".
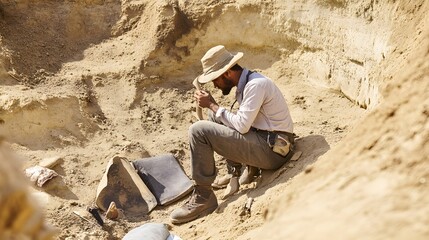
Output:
[{"xmin": 170, "ymin": 204, "xmax": 218, "ymax": 224}]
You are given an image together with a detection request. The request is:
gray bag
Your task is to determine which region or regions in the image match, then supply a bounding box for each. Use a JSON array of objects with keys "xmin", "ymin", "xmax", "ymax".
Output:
[
  {"xmin": 132, "ymin": 154, "xmax": 193, "ymax": 206},
  {"xmin": 122, "ymin": 223, "xmax": 170, "ymax": 240}
]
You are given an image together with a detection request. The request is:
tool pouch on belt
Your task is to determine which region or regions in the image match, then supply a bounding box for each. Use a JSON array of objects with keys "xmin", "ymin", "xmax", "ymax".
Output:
[{"xmin": 267, "ymin": 132, "xmax": 292, "ymax": 157}]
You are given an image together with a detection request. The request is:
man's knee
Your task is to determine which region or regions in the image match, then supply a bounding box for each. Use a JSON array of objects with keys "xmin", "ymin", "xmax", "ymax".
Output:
[{"xmin": 189, "ymin": 120, "xmax": 212, "ymax": 138}]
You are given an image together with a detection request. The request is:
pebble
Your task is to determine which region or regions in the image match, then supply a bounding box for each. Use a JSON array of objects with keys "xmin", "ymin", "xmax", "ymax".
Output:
[{"xmin": 304, "ymin": 165, "xmax": 313, "ymax": 174}]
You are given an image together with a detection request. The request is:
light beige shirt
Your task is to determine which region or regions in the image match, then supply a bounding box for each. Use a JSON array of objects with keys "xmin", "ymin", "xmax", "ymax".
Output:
[{"xmin": 215, "ymin": 69, "xmax": 293, "ymax": 134}]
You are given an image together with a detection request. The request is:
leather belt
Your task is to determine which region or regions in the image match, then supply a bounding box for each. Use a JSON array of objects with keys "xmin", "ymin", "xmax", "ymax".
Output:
[{"xmin": 250, "ymin": 127, "xmax": 295, "ymax": 145}]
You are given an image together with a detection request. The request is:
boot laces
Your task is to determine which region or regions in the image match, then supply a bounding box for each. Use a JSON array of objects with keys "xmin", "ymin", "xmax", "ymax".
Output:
[{"xmin": 184, "ymin": 188, "xmax": 206, "ymax": 209}]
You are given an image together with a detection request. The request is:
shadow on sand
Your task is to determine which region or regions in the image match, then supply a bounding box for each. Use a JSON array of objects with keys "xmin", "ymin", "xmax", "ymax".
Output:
[{"xmin": 217, "ymin": 134, "xmax": 330, "ymax": 212}]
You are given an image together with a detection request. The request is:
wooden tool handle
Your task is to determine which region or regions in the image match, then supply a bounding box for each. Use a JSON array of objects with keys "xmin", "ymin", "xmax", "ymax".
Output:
[{"xmin": 192, "ymin": 78, "xmax": 203, "ymax": 120}]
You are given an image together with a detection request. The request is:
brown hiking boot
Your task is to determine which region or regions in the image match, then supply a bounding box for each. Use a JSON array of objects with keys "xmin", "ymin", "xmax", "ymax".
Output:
[
  {"xmin": 239, "ymin": 165, "xmax": 260, "ymax": 185},
  {"xmin": 170, "ymin": 185, "xmax": 218, "ymax": 224},
  {"xmin": 212, "ymin": 161, "xmax": 242, "ymax": 189},
  {"xmin": 221, "ymin": 176, "xmax": 239, "ymax": 199},
  {"xmin": 211, "ymin": 173, "xmax": 232, "ymax": 189}
]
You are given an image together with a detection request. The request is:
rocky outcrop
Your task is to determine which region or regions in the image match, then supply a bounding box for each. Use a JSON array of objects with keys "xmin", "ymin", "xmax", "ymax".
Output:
[{"xmin": 2, "ymin": 0, "xmax": 426, "ymax": 108}]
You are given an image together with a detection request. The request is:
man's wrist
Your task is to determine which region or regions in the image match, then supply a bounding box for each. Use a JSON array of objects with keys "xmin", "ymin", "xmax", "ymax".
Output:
[
  {"xmin": 209, "ymin": 103, "xmax": 219, "ymax": 113},
  {"xmin": 215, "ymin": 106, "xmax": 226, "ymax": 119}
]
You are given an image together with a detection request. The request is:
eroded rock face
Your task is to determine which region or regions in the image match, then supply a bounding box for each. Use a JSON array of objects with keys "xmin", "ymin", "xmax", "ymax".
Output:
[
  {"xmin": 0, "ymin": 0, "xmax": 121, "ymax": 78},
  {"xmin": 0, "ymin": 95, "xmax": 100, "ymax": 150},
  {"xmin": 0, "ymin": 139, "xmax": 55, "ymax": 239},
  {"xmin": 1, "ymin": 0, "xmax": 425, "ymax": 109}
]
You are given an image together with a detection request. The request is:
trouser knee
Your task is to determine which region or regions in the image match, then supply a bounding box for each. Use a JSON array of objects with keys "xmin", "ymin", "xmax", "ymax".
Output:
[{"xmin": 188, "ymin": 120, "xmax": 212, "ymax": 140}]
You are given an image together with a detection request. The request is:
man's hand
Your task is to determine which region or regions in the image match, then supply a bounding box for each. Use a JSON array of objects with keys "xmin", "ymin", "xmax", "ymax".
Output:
[{"xmin": 194, "ymin": 90, "xmax": 219, "ymax": 113}]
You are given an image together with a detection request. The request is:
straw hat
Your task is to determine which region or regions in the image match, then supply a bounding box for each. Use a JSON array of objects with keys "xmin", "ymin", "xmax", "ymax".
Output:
[{"xmin": 197, "ymin": 45, "xmax": 243, "ymax": 83}]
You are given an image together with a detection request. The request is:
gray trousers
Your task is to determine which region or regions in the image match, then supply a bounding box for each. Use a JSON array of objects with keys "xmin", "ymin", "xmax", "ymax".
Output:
[{"xmin": 189, "ymin": 119, "xmax": 290, "ymax": 186}]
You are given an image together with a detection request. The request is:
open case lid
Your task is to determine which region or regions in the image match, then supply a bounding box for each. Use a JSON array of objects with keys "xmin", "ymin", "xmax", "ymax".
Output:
[{"xmin": 132, "ymin": 154, "xmax": 193, "ymax": 206}]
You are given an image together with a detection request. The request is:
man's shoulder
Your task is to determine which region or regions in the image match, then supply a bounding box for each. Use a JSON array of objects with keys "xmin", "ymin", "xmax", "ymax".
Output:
[{"xmin": 248, "ymin": 73, "xmax": 272, "ymax": 86}]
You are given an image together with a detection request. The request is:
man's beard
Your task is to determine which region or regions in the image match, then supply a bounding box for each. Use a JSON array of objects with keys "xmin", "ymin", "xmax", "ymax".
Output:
[{"xmin": 221, "ymin": 76, "xmax": 234, "ymax": 95}]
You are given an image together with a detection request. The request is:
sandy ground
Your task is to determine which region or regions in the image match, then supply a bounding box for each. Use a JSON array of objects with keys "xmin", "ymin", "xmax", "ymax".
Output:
[
  {"xmin": 5, "ymin": 49, "xmax": 366, "ymax": 240},
  {"xmin": 0, "ymin": 0, "xmax": 428, "ymax": 239}
]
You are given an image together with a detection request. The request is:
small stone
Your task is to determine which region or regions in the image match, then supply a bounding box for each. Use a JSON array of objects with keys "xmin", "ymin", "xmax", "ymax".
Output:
[
  {"xmin": 304, "ymin": 165, "xmax": 313, "ymax": 174},
  {"xmin": 290, "ymin": 151, "xmax": 302, "ymax": 161}
]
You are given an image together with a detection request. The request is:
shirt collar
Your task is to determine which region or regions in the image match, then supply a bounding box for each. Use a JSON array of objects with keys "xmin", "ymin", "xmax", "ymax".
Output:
[{"xmin": 235, "ymin": 68, "xmax": 249, "ymax": 99}]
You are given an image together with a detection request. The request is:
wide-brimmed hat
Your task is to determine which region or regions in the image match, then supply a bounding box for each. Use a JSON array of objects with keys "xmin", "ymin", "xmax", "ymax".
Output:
[{"xmin": 197, "ymin": 45, "xmax": 243, "ymax": 84}]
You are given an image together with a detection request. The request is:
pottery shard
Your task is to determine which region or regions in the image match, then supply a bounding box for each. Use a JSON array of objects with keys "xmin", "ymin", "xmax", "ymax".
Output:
[
  {"xmin": 105, "ymin": 202, "xmax": 119, "ymax": 220},
  {"xmin": 25, "ymin": 166, "xmax": 58, "ymax": 187},
  {"xmin": 95, "ymin": 156, "xmax": 157, "ymax": 218}
]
